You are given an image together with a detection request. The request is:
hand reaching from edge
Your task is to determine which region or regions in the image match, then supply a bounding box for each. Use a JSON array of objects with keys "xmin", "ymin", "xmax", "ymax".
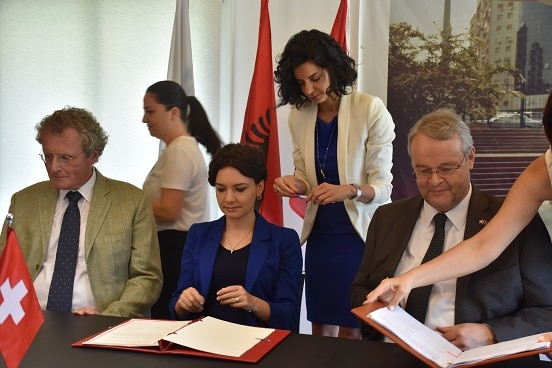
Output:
[{"xmin": 365, "ymin": 275, "xmax": 414, "ymax": 310}]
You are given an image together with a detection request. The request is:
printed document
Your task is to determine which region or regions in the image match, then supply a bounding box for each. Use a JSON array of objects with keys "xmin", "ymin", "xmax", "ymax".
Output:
[{"xmin": 367, "ymin": 306, "xmax": 550, "ymax": 368}]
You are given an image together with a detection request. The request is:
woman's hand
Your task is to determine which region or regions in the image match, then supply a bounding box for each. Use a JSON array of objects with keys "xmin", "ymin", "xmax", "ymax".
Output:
[
  {"xmin": 217, "ymin": 285, "xmax": 270, "ymax": 324},
  {"xmin": 308, "ymin": 183, "xmax": 355, "ymax": 205},
  {"xmin": 273, "ymin": 175, "xmax": 301, "ymax": 197},
  {"xmin": 177, "ymin": 287, "xmax": 205, "ymax": 314},
  {"xmin": 216, "ymin": 285, "xmax": 252, "ymax": 310},
  {"xmin": 365, "ymin": 275, "xmax": 413, "ymax": 310}
]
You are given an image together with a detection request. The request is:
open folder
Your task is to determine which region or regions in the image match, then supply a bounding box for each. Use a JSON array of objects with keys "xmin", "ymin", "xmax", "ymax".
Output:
[
  {"xmin": 72, "ymin": 316, "xmax": 290, "ymax": 363},
  {"xmin": 351, "ymin": 302, "xmax": 552, "ymax": 368}
]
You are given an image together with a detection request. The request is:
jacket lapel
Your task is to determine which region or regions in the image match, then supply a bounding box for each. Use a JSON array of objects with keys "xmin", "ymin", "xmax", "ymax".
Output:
[
  {"xmin": 389, "ymin": 197, "xmax": 424, "ymax": 272},
  {"xmin": 454, "ymin": 188, "xmax": 494, "ymax": 320},
  {"xmin": 198, "ymin": 217, "xmax": 225, "ymax": 296},
  {"xmin": 38, "ymin": 184, "xmax": 58, "ymax": 260},
  {"xmin": 244, "ymin": 214, "xmax": 270, "ymax": 291},
  {"xmin": 303, "ymin": 106, "xmax": 318, "ymax": 186},
  {"xmin": 85, "ymin": 170, "xmax": 111, "ymax": 257},
  {"xmin": 336, "ymin": 93, "xmax": 351, "ymax": 183}
]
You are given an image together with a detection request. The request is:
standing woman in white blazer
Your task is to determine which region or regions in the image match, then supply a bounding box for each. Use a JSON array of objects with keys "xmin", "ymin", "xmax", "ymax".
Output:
[{"xmin": 273, "ymin": 29, "xmax": 395, "ymax": 339}]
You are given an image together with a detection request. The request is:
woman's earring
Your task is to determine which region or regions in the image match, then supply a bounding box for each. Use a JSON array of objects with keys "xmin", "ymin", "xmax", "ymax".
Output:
[{"xmin": 257, "ymin": 195, "xmax": 262, "ymax": 200}]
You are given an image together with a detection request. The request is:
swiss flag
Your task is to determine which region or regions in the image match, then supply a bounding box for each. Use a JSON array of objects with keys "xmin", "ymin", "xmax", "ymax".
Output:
[
  {"xmin": 330, "ymin": 0, "xmax": 348, "ymax": 52},
  {"xmin": 0, "ymin": 227, "xmax": 44, "ymax": 368},
  {"xmin": 241, "ymin": 0, "xmax": 283, "ymax": 226}
]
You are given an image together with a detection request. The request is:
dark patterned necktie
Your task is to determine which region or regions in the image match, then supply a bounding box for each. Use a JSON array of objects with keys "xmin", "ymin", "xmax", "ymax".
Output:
[
  {"xmin": 46, "ymin": 191, "xmax": 82, "ymax": 312},
  {"xmin": 405, "ymin": 212, "xmax": 447, "ymax": 323}
]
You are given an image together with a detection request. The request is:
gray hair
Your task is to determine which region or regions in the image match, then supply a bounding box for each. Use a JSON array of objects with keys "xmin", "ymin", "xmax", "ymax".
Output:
[{"xmin": 407, "ymin": 108, "xmax": 473, "ymax": 156}]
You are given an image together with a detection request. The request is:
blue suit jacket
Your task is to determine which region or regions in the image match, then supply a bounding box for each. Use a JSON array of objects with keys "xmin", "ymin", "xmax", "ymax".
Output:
[{"xmin": 169, "ymin": 213, "xmax": 303, "ymax": 331}]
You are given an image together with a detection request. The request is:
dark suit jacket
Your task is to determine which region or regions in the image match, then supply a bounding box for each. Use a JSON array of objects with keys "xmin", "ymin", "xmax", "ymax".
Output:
[
  {"xmin": 169, "ymin": 212, "xmax": 303, "ymax": 331},
  {"xmin": 351, "ymin": 187, "xmax": 552, "ymax": 342}
]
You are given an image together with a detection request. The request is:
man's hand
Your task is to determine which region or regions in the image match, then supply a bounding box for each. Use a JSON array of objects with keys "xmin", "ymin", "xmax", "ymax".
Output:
[
  {"xmin": 437, "ymin": 323, "xmax": 495, "ymax": 350},
  {"xmin": 73, "ymin": 307, "xmax": 99, "ymax": 315},
  {"xmin": 537, "ymin": 332, "xmax": 552, "ymax": 359}
]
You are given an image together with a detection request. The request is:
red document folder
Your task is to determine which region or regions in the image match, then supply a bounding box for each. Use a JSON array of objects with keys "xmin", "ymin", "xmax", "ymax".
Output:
[
  {"xmin": 352, "ymin": 302, "xmax": 552, "ymax": 368},
  {"xmin": 72, "ymin": 317, "xmax": 290, "ymax": 364}
]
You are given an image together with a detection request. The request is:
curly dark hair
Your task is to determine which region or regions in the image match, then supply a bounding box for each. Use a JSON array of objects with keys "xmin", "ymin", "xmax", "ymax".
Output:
[
  {"xmin": 274, "ymin": 29, "xmax": 357, "ymax": 109},
  {"xmin": 208, "ymin": 143, "xmax": 267, "ymax": 186}
]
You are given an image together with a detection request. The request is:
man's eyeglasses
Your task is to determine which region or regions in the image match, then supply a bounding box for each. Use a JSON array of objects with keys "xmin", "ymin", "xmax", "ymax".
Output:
[
  {"xmin": 39, "ymin": 152, "xmax": 82, "ymax": 166},
  {"xmin": 412, "ymin": 152, "xmax": 467, "ymax": 180}
]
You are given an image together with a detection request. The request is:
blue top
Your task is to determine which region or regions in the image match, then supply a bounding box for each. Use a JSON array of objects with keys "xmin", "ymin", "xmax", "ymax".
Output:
[
  {"xmin": 313, "ymin": 117, "xmax": 357, "ymax": 236},
  {"xmin": 169, "ymin": 212, "xmax": 303, "ymax": 331}
]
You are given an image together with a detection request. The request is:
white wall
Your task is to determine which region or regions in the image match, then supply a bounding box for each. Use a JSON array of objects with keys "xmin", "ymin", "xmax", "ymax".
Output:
[{"xmin": 0, "ymin": 0, "xmax": 176, "ymax": 213}]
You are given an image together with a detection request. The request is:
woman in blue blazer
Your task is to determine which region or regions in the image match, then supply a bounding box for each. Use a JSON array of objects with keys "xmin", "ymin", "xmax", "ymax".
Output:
[{"xmin": 169, "ymin": 144, "xmax": 303, "ymax": 331}]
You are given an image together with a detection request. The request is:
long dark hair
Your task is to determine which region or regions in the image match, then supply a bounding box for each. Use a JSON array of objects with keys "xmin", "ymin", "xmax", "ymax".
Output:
[
  {"xmin": 274, "ymin": 29, "xmax": 357, "ymax": 109},
  {"xmin": 146, "ymin": 80, "xmax": 223, "ymax": 156}
]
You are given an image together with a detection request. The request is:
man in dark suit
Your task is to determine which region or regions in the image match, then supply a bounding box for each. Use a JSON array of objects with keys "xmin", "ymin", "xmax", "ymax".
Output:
[{"xmin": 350, "ymin": 108, "xmax": 552, "ymax": 350}]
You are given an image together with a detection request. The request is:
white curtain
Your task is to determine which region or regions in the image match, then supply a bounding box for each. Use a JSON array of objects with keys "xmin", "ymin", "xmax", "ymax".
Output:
[{"xmin": 0, "ymin": 0, "xmax": 176, "ymax": 214}]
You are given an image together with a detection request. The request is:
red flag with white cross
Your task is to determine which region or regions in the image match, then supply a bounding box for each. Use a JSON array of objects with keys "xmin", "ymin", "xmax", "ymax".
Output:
[{"xmin": 0, "ymin": 227, "xmax": 44, "ymax": 368}]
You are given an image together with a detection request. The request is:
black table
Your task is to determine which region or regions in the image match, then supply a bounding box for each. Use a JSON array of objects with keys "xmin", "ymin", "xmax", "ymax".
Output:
[{"xmin": 3, "ymin": 311, "xmax": 550, "ymax": 368}]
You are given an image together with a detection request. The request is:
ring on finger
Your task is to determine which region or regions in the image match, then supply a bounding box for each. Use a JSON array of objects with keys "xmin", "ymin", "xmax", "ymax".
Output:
[{"xmin": 235, "ymin": 297, "xmax": 239, "ymax": 303}]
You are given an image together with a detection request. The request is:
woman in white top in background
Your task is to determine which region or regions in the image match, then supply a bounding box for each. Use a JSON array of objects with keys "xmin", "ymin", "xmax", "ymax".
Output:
[{"xmin": 142, "ymin": 80, "xmax": 223, "ymax": 319}]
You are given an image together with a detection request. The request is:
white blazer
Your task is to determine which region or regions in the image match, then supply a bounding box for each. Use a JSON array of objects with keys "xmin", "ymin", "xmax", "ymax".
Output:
[{"xmin": 288, "ymin": 90, "xmax": 395, "ymax": 243}]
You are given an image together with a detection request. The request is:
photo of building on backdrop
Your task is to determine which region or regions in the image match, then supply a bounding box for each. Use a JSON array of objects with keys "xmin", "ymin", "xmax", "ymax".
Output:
[{"xmin": 389, "ymin": 0, "xmax": 552, "ymax": 204}]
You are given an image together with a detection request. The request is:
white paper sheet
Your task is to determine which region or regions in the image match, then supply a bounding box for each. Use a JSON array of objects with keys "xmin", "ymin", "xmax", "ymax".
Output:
[
  {"xmin": 368, "ymin": 306, "xmax": 550, "ymax": 368},
  {"xmin": 82, "ymin": 319, "xmax": 189, "ymax": 347},
  {"xmin": 369, "ymin": 306, "xmax": 461, "ymax": 367},
  {"xmin": 450, "ymin": 333, "xmax": 550, "ymax": 367},
  {"xmin": 163, "ymin": 316, "xmax": 274, "ymax": 357}
]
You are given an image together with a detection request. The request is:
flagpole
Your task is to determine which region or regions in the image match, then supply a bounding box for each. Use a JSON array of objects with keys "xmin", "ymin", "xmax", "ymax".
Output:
[{"xmin": 5, "ymin": 213, "xmax": 13, "ymax": 228}]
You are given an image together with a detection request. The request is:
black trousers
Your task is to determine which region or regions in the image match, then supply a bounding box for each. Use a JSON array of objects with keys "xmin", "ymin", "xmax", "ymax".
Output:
[{"xmin": 150, "ymin": 229, "xmax": 187, "ymax": 319}]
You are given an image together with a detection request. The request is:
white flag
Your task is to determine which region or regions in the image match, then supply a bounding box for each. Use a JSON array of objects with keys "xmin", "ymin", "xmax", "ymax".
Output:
[{"xmin": 167, "ymin": 0, "xmax": 195, "ymax": 94}]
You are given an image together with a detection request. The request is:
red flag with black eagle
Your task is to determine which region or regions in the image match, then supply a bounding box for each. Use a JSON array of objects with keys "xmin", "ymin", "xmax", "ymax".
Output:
[
  {"xmin": 0, "ymin": 226, "xmax": 44, "ymax": 368},
  {"xmin": 240, "ymin": 0, "xmax": 283, "ymax": 226}
]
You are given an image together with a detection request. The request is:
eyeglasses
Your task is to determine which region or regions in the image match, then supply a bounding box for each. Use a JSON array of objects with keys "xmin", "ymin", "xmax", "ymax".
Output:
[
  {"xmin": 412, "ymin": 152, "xmax": 467, "ymax": 180},
  {"xmin": 39, "ymin": 152, "xmax": 82, "ymax": 166}
]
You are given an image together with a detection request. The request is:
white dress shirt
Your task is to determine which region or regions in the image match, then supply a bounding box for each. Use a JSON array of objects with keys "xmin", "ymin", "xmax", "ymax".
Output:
[{"xmin": 395, "ymin": 185, "xmax": 472, "ymax": 330}]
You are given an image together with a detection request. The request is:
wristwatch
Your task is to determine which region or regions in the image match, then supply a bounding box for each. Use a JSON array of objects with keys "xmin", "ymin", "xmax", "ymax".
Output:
[{"xmin": 351, "ymin": 184, "xmax": 362, "ymax": 200}]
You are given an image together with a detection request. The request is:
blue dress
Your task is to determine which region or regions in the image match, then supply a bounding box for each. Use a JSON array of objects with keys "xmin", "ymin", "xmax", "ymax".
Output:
[{"xmin": 304, "ymin": 117, "xmax": 364, "ymax": 327}]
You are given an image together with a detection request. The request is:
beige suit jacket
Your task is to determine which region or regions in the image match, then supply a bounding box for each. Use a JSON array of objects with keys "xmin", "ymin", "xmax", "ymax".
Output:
[
  {"xmin": 0, "ymin": 170, "xmax": 162, "ymax": 317},
  {"xmin": 288, "ymin": 90, "xmax": 395, "ymax": 243}
]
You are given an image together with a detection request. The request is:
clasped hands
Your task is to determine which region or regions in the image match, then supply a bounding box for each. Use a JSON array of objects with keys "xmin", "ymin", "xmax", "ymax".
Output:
[{"xmin": 73, "ymin": 306, "xmax": 100, "ymax": 315}]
